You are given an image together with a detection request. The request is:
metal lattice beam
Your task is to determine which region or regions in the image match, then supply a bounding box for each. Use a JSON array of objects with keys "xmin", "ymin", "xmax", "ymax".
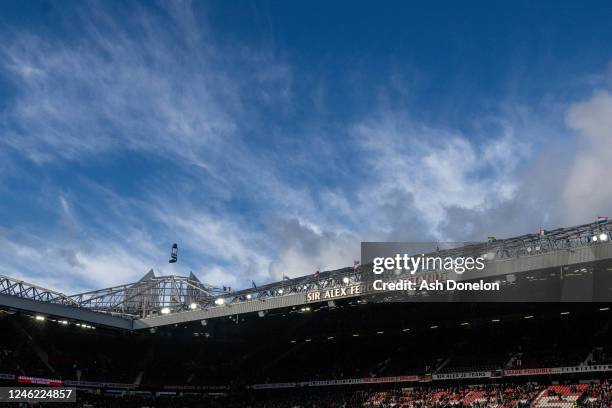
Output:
[
  {"xmin": 0, "ymin": 276, "xmax": 80, "ymax": 307},
  {"xmin": 1, "ymin": 219, "xmax": 610, "ymax": 322}
]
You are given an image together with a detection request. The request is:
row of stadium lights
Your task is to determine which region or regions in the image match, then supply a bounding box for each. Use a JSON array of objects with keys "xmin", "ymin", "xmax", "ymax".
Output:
[
  {"xmin": 155, "ymin": 231, "xmax": 612, "ymax": 317},
  {"xmin": 161, "ymin": 298, "xmax": 230, "ymax": 314},
  {"xmin": 288, "ymin": 307, "xmax": 611, "ymax": 343},
  {"xmin": 158, "ymin": 278, "xmax": 354, "ymax": 315},
  {"xmin": 32, "ymin": 315, "xmax": 95, "ymax": 329},
  {"xmin": 161, "ymin": 298, "xmax": 610, "ymax": 318},
  {"xmin": 490, "ymin": 232, "xmax": 610, "ymax": 257},
  {"xmin": 157, "ymin": 260, "xmax": 612, "ymax": 315},
  {"xmin": 592, "ymin": 233, "xmax": 610, "ymax": 242}
]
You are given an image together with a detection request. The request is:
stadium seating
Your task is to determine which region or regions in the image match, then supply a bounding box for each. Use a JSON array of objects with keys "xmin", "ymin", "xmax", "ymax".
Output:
[{"xmin": 532, "ymin": 384, "xmax": 588, "ymax": 408}]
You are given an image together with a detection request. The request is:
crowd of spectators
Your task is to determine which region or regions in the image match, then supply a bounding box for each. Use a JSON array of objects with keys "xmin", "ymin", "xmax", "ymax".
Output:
[
  {"xmin": 3, "ymin": 382, "xmax": 612, "ymax": 408},
  {"xmin": 582, "ymin": 381, "xmax": 612, "ymax": 408}
]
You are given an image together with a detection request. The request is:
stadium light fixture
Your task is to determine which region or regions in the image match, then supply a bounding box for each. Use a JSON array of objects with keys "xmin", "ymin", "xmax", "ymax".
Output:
[
  {"xmin": 189, "ymin": 303, "xmax": 198, "ymax": 310},
  {"xmin": 600, "ymin": 233, "xmax": 609, "ymax": 242},
  {"xmin": 35, "ymin": 315, "xmax": 45, "ymax": 321},
  {"xmin": 524, "ymin": 315, "xmax": 534, "ymax": 319},
  {"xmin": 342, "ymin": 277, "xmax": 350, "ymax": 284},
  {"xmin": 246, "ymin": 294, "xmax": 252, "ymax": 300},
  {"xmin": 402, "ymin": 328, "xmax": 411, "ymax": 332},
  {"xmin": 460, "ymin": 322, "xmax": 470, "ymax": 326},
  {"xmin": 430, "ymin": 325, "xmax": 438, "ymax": 329},
  {"xmin": 352, "ymin": 333, "xmax": 359, "ymax": 337},
  {"xmin": 491, "ymin": 319, "xmax": 500, "ymax": 322},
  {"xmin": 376, "ymin": 331, "xmax": 384, "ymax": 335},
  {"xmin": 214, "ymin": 298, "xmax": 225, "ymax": 306},
  {"xmin": 278, "ymin": 289, "xmax": 284, "ymax": 295},
  {"xmin": 327, "ymin": 336, "xmax": 334, "ymax": 340},
  {"xmin": 593, "ymin": 235, "xmax": 599, "ymax": 242},
  {"xmin": 290, "ymin": 340, "xmax": 296, "ymax": 343},
  {"xmin": 600, "ymin": 307, "xmax": 610, "ymax": 311},
  {"xmin": 161, "ymin": 307, "xmax": 171, "ymax": 314},
  {"xmin": 59, "ymin": 320, "xmax": 68, "ymax": 325},
  {"xmin": 305, "ymin": 338, "xmax": 311, "ymax": 342},
  {"xmin": 560, "ymin": 311, "xmax": 570, "ymax": 315}
]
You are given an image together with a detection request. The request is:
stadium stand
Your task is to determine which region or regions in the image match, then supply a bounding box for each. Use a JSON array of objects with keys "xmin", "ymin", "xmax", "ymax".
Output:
[{"xmin": 2, "ymin": 302, "xmax": 612, "ymax": 406}]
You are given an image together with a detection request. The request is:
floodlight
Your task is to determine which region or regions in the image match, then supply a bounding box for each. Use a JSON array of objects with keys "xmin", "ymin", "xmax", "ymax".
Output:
[
  {"xmin": 214, "ymin": 298, "xmax": 225, "ymax": 306},
  {"xmin": 160, "ymin": 307, "xmax": 171, "ymax": 314},
  {"xmin": 246, "ymin": 294, "xmax": 252, "ymax": 300},
  {"xmin": 189, "ymin": 303, "xmax": 198, "ymax": 310},
  {"xmin": 35, "ymin": 315, "xmax": 45, "ymax": 321},
  {"xmin": 599, "ymin": 233, "xmax": 609, "ymax": 242},
  {"xmin": 342, "ymin": 277, "xmax": 350, "ymax": 284}
]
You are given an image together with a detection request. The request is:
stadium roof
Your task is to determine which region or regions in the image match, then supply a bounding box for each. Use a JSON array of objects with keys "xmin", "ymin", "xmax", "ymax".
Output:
[{"xmin": 1, "ymin": 219, "xmax": 611, "ymax": 330}]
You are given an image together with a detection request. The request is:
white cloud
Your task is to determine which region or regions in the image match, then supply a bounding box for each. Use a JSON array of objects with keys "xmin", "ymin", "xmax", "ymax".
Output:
[
  {"xmin": 352, "ymin": 116, "xmax": 527, "ymax": 239},
  {"xmin": 268, "ymin": 218, "xmax": 359, "ymax": 280},
  {"xmin": 0, "ymin": 2, "xmax": 289, "ymax": 171},
  {"xmin": 563, "ymin": 90, "xmax": 612, "ymax": 223}
]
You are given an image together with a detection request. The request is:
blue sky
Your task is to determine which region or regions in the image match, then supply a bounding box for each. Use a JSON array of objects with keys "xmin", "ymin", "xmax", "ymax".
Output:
[{"xmin": 1, "ymin": 1, "xmax": 611, "ymax": 293}]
